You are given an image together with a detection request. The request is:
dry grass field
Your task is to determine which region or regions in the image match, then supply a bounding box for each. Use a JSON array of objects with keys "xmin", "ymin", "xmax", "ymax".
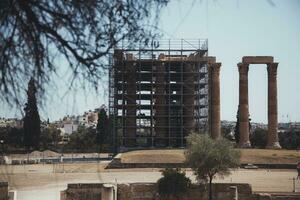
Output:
[
  {"xmin": 120, "ymin": 149, "xmax": 300, "ymax": 164},
  {"xmin": 240, "ymin": 149, "xmax": 300, "ymax": 164}
]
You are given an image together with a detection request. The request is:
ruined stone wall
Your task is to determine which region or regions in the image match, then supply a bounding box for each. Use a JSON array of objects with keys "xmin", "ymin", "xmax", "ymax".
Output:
[
  {"xmin": 61, "ymin": 183, "xmax": 103, "ymax": 200},
  {"xmin": 61, "ymin": 182, "xmax": 300, "ymax": 200},
  {"xmin": 118, "ymin": 183, "xmax": 157, "ymax": 200},
  {"xmin": 118, "ymin": 183, "xmax": 253, "ymax": 200}
]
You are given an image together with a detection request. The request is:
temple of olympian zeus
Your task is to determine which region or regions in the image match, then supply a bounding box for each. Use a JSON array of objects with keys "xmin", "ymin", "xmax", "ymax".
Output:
[{"xmin": 110, "ymin": 39, "xmax": 280, "ymax": 149}]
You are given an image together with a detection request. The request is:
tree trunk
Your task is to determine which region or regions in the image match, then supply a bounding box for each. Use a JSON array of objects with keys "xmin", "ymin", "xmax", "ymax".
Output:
[{"xmin": 209, "ymin": 176, "xmax": 213, "ymax": 200}]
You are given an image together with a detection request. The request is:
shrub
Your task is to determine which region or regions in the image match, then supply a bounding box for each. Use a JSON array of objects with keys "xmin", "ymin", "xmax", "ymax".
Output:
[
  {"xmin": 250, "ymin": 128, "xmax": 267, "ymax": 148},
  {"xmin": 157, "ymin": 168, "xmax": 191, "ymax": 199},
  {"xmin": 279, "ymin": 130, "xmax": 300, "ymax": 149}
]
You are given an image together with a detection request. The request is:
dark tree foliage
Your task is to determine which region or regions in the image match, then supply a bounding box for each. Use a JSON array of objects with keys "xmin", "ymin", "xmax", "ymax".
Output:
[
  {"xmin": 66, "ymin": 126, "xmax": 97, "ymax": 152},
  {"xmin": 250, "ymin": 128, "xmax": 300, "ymax": 149},
  {"xmin": 0, "ymin": 0, "xmax": 169, "ymax": 105},
  {"xmin": 8, "ymin": 127, "xmax": 24, "ymax": 147},
  {"xmin": 279, "ymin": 130, "xmax": 300, "ymax": 150},
  {"xmin": 96, "ymin": 107, "xmax": 109, "ymax": 152},
  {"xmin": 250, "ymin": 128, "xmax": 267, "ymax": 148},
  {"xmin": 40, "ymin": 126, "xmax": 61, "ymax": 150},
  {"xmin": 157, "ymin": 168, "xmax": 191, "ymax": 199},
  {"xmin": 234, "ymin": 106, "xmax": 240, "ymax": 144},
  {"xmin": 0, "ymin": 126, "xmax": 23, "ymax": 148},
  {"xmin": 222, "ymin": 126, "xmax": 234, "ymax": 141},
  {"xmin": 23, "ymin": 78, "xmax": 41, "ymax": 150}
]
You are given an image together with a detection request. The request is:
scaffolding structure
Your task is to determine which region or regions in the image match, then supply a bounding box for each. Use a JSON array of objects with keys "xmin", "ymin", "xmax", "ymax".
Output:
[{"xmin": 109, "ymin": 39, "xmax": 210, "ymax": 149}]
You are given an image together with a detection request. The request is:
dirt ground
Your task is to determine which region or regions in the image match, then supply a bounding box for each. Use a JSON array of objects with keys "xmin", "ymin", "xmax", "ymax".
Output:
[
  {"xmin": 1, "ymin": 149, "xmax": 300, "ymax": 200},
  {"xmin": 120, "ymin": 149, "xmax": 300, "ymax": 164},
  {"xmin": 0, "ymin": 162, "xmax": 300, "ymax": 200}
]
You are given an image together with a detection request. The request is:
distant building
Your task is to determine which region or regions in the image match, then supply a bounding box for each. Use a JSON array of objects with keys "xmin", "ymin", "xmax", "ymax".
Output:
[
  {"xmin": 61, "ymin": 122, "xmax": 78, "ymax": 135},
  {"xmin": 0, "ymin": 118, "xmax": 22, "ymax": 128},
  {"xmin": 250, "ymin": 123, "xmax": 268, "ymax": 131},
  {"xmin": 58, "ymin": 116, "xmax": 78, "ymax": 136},
  {"xmin": 288, "ymin": 122, "xmax": 300, "ymax": 132},
  {"xmin": 78, "ymin": 109, "xmax": 100, "ymax": 128}
]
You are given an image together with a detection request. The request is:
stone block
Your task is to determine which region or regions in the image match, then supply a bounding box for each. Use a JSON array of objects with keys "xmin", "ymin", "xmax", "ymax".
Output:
[
  {"xmin": 242, "ymin": 56, "xmax": 274, "ymax": 64},
  {"xmin": 117, "ymin": 184, "xmax": 132, "ymax": 200},
  {"xmin": 204, "ymin": 56, "xmax": 216, "ymax": 64},
  {"xmin": 64, "ymin": 183, "xmax": 102, "ymax": 200}
]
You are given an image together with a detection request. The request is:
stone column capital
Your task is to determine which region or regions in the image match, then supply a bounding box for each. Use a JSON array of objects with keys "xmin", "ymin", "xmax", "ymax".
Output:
[
  {"xmin": 267, "ymin": 62, "xmax": 278, "ymax": 76},
  {"xmin": 238, "ymin": 63, "xmax": 249, "ymax": 74},
  {"xmin": 210, "ymin": 63, "xmax": 221, "ymax": 74}
]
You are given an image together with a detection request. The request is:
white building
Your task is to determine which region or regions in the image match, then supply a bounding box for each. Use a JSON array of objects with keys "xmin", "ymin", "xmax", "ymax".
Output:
[
  {"xmin": 0, "ymin": 118, "xmax": 22, "ymax": 128},
  {"xmin": 59, "ymin": 120, "xmax": 78, "ymax": 136}
]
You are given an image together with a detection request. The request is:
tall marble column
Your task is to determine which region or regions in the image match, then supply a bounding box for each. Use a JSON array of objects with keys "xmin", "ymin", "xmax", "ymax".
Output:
[
  {"xmin": 210, "ymin": 63, "xmax": 221, "ymax": 139},
  {"xmin": 267, "ymin": 63, "xmax": 281, "ymax": 149},
  {"xmin": 238, "ymin": 63, "xmax": 251, "ymax": 147}
]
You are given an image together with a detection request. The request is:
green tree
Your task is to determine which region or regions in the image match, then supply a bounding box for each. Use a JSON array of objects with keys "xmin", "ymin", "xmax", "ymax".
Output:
[
  {"xmin": 40, "ymin": 126, "xmax": 61, "ymax": 150},
  {"xmin": 67, "ymin": 126, "xmax": 97, "ymax": 152},
  {"xmin": 0, "ymin": 127, "xmax": 24, "ymax": 151},
  {"xmin": 157, "ymin": 168, "xmax": 191, "ymax": 200},
  {"xmin": 222, "ymin": 126, "xmax": 234, "ymax": 141},
  {"xmin": 40, "ymin": 128, "xmax": 52, "ymax": 150},
  {"xmin": 185, "ymin": 133, "xmax": 240, "ymax": 200},
  {"xmin": 234, "ymin": 106, "xmax": 240, "ymax": 144},
  {"xmin": 8, "ymin": 127, "xmax": 24, "ymax": 148},
  {"xmin": 279, "ymin": 129, "xmax": 300, "ymax": 149},
  {"xmin": 96, "ymin": 107, "xmax": 108, "ymax": 152},
  {"xmin": 250, "ymin": 128, "xmax": 267, "ymax": 148},
  {"xmin": 23, "ymin": 78, "xmax": 41, "ymax": 150}
]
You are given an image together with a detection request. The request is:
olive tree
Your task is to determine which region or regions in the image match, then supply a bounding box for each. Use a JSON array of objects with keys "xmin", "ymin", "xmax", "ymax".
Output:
[{"xmin": 185, "ymin": 133, "xmax": 240, "ymax": 200}]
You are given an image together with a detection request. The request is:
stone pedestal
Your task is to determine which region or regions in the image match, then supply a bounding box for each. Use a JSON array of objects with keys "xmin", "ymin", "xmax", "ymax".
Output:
[
  {"xmin": 101, "ymin": 184, "xmax": 117, "ymax": 200},
  {"xmin": 238, "ymin": 63, "xmax": 251, "ymax": 148},
  {"xmin": 266, "ymin": 63, "xmax": 281, "ymax": 149},
  {"xmin": 210, "ymin": 63, "xmax": 221, "ymax": 140}
]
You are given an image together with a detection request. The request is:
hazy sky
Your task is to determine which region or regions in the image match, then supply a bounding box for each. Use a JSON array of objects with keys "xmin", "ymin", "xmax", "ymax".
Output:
[
  {"xmin": 1, "ymin": 0, "xmax": 299, "ymax": 123},
  {"xmin": 158, "ymin": 0, "xmax": 300, "ymax": 123}
]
